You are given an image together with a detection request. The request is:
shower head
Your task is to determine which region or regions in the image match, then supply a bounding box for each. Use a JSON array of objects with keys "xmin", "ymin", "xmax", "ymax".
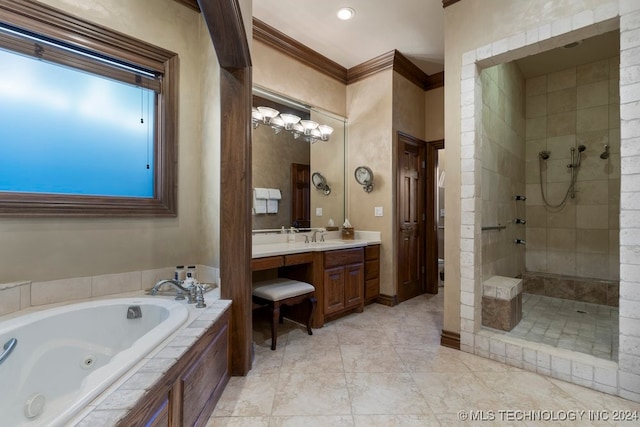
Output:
[
  {"xmin": 578, "ymin": 145, "xmax": 586, "ymax": 152},
  {"xmin": 539, "ymin": 150, "xmax": 550, "ymax": 160},
  {"xmin": 600, "ymin": 144, "xmax": 610, "ymax": 159}
]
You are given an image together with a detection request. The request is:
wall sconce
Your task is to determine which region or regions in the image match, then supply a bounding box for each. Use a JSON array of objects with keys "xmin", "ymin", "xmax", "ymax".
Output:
[
  {"xmin": 354, "ymin": 166, "xmax": 374, "ymax": 193},
  {"xmin": 252, "ymin": 106, "xmax": 334, "ymax": 143},
  {"xmin": 312, "ymin": 172, "xmax": 331, "ymax": 195}
]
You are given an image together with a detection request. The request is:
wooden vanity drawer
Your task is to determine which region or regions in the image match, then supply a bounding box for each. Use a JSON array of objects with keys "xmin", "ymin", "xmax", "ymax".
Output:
[
  {"xmin": 285, "ymin": 252, "xmax": 313, "ymax": 266},
  {"xmin": 365, "ymin": 259, "xmax": 379, "ymax": 280},
  {"xmin": 324, "ymin": 248, "xmax": 364, "ymax": 268},
  {"xmin": 251, "ymin": 256, "xmax": 284, "ymax": 271},
  {"xmin": 365, "ymin": 245, "xmax": 380, "ymax": 261}
]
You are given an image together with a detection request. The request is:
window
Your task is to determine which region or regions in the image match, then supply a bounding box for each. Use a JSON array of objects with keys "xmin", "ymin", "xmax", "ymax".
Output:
[{"xmin": 0, "ymin": 0, "xmax": 178, "ymax": 216}]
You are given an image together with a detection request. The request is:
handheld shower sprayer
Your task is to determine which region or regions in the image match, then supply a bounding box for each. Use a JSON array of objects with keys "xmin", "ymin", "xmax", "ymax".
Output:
[{"xmin": 600, "ymin": 144, "xmax": 610, "ymax": 159}]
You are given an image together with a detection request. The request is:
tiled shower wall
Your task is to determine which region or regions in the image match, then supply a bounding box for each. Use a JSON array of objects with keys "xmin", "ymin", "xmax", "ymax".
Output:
[
  {"xmin": 524, "ymin": 55, "xmax": 621, "ymax": 281},
  {"xmin": 480, "ymin": 63, "xmax": 526, "ymax": 281}
]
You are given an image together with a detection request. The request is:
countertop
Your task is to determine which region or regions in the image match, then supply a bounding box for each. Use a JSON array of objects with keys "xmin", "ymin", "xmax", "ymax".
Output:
[{"xmin": 252, "ymin": 230, "xmax": 381, "ymax": 259}]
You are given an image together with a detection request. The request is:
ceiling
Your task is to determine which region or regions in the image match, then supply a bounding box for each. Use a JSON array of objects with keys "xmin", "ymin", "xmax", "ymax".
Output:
[
  {"xmin": 251, "ymin": 1, "xmax": 619, "ymax": 80},
  {"xmin": 252, "ymin": 0, "xmax": 445, "ymax": 76}
]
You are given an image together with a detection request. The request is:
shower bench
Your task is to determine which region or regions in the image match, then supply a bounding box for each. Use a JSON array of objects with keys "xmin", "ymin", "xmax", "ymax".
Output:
[{"xmin": 482, "ymin": 275, "xmax": 523, "ymax": 331}]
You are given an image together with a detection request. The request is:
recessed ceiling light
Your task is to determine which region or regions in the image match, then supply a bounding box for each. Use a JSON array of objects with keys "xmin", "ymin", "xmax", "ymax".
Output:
[{"xmin": 337, "ymin": 7, "xmax": 355, "ymax": 21}]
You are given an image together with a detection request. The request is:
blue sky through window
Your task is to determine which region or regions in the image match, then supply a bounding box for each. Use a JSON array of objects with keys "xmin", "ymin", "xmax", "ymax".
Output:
[{"xmin": 0, "ymin": 49, "xmax": 155, "ymax": 197}]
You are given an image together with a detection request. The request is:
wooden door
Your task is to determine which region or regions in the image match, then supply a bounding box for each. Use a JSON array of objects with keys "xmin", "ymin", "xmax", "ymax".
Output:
[
  {"xmin": 291, "ymin": 163, "xmax": 310, "ymax": 228},
  {"xmin": 323, "ymin": 266, "xmax": 345, "ymax": 315},
  {"xmin": 344, "ymin": 263, "xmax": 364, "ymax": 309},
  {"xmin": 397, "ymin": 133, "xmax": 426, "ymax": 302}
]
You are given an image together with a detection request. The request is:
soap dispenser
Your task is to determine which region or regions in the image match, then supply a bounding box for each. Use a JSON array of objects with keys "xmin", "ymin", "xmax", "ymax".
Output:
[{"xmin": 287, "ymin": 226, "xmax": 296, "ymax": 243}]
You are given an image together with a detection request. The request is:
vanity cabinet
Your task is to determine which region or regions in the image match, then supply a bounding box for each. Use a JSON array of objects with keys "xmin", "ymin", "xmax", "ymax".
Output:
[
  {"xmin": 364, "ymin": 244, "xmax": 380, "ymax": 305},
  {"xmin": 117, "ymin": 307, "xmax": 230, "ymax": 427},
  {"xmin": 321, "ymin": 248, "xmax": 364, "ymax": 320}
]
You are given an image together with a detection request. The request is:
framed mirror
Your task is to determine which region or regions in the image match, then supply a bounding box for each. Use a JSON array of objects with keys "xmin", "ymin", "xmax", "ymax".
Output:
[{"xmin": 251, "ymin": 87, "xmax": 346, "ymax": 230}]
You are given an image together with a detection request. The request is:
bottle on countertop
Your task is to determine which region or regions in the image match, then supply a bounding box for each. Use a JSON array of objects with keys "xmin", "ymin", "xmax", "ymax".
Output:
[
  {"xmin": 184, "ymin": 271, "xmax": 196, "ymax": 288},
  {"xmin": 175, "ymin": 265, "xmax": 186, "ymax": 281},
  {"xmin": 186, "ymin": 265, "xmax": 197, "ymax": 281}
]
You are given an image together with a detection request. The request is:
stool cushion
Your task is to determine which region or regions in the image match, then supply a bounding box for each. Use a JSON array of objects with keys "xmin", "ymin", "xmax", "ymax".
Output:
[{"xmin": 253, "ymin": 278, "xmax": 315, "ymax": 301}]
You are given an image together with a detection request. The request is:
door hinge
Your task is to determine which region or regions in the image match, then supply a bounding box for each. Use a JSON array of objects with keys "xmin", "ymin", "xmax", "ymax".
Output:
[{"xmin": 422, "ymin": 160, "xmax": 426, "ymax": 168}]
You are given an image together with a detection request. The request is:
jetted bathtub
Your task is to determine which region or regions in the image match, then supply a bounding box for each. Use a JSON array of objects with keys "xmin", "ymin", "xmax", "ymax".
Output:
[{"xmin": 0, "ymin": 297, "xmax": 189, "ymax": 426}]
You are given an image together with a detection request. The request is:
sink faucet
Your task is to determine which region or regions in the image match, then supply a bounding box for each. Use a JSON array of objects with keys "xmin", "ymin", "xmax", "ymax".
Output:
[
  {"xmin": 310, "ymin": 229, "xmax": 320, "ymax": 242},
  {"xmin": 150, "ymin": 279, "xmax": 191, "ymax": 299}
]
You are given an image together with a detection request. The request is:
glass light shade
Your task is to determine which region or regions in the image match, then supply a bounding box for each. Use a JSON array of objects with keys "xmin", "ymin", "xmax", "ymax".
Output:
[
  {"xmin": 300, "ymin": 120, "xmax": 319, "ymax": 135},
  {"xmin": 270, "ymin": 116, "xmax": 284, "ymax": 133},
  {"xmin": 251, "ymin": 107, "xmax": 263, "ymax": 129},
  {"xmin": 257, "ymin": 106, "xmax": 279, "ymax": 123},
  {"xmin": 291, "ymin": 123, "xmax": 304, "ymax": 138},
  {"xmin": 318, "ymin": 124, "xmax": 334, "ymax": 139},
  {"xmin": 309, "ymin": 128, "xmax": 322, "ymax": 142},
  {"xmin": 280, "ymin": 113, "xmax": 301, "ymax": 130}
]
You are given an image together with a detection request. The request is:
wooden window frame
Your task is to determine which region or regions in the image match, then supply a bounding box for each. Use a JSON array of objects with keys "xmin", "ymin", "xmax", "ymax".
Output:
[{"xmin": 0, "ymin": 0, "xmax": 178, "ymax": 216}]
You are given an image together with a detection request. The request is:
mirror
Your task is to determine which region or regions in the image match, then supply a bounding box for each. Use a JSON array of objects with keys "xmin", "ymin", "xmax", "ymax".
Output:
[{"xmin": 252, "ymin": 87, "xmax": 346, "ymax": 230}]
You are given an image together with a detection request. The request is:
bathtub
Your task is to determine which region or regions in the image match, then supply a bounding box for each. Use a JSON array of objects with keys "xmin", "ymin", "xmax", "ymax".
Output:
[{"xmin": 0, "ymin": 297, "xmax": 189, "ymax": 427}]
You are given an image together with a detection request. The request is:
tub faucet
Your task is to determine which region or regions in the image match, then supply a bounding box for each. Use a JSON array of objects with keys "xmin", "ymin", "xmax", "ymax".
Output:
[{"xmin": 150, "ymin": 279, "xmax": 191, "ymax": 300}]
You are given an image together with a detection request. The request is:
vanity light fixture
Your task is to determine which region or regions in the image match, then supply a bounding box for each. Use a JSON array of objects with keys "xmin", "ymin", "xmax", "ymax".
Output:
[
  {"xmin": 252, "ymin": 106, "xmax": 334, "ymax": 143},
  {"xmin": 337, "ymin": 7, "xmax": 355, "ymax": 20}
]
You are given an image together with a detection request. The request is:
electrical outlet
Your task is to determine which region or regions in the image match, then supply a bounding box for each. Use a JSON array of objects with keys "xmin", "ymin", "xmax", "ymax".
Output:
[
  {"xmin": 374, "ymin": 206, "xmax": 383, "ymax": 217},
  {"xmin": 316, "ymin": 207, "xmax": 323, "ymax": 216}
]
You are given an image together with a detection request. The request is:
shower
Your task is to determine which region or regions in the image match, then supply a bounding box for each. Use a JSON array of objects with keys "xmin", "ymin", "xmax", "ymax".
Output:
[{"xmin": 538, "ymin": 145, "xmax": 586, "ymax": 208}]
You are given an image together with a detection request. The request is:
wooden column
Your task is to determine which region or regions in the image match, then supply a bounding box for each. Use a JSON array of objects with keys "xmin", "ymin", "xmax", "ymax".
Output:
[{"xmin": 198, "ymin": 0, "xmax": 253, "ymax": 376}]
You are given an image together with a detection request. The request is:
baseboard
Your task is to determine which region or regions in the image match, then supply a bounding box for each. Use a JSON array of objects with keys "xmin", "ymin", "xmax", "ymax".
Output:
[
  {"xmin": 376, "ymin": 294, "xmax": 398, "ymax": 307},
  {"xmin": 440, "ymin": 329, "xmax": 460, "ymax": 350}
]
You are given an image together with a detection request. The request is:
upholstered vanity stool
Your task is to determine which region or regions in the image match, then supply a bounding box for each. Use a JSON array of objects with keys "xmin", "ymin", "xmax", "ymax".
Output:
[{"xmin": 252, "ymin": 278, "xmax": 317, "ymax": 350}]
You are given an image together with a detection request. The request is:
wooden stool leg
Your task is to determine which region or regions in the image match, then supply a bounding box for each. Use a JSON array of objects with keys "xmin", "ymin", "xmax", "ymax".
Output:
[
  {"xmin": 271, "ymin": 303, "xmax": 280, "ymax": 350},
  {"xmin": 306, "ymin": 297, "xmax": 317, "ymax": 336}
]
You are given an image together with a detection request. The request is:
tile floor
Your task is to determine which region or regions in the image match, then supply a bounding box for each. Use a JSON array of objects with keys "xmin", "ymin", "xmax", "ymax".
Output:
[
  {"xmin": 507, "ymin": 294, "xmax": 619, "ymax": 361},
  {"xmin": 207, "ymin": 292, "xmax": 639, "ymax": 426}
]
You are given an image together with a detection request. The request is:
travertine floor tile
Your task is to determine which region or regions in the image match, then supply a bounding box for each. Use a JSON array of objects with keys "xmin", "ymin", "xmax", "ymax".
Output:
[{"xmin": 208, "ymin": 292, "xmax": 637, "ymax": 426}]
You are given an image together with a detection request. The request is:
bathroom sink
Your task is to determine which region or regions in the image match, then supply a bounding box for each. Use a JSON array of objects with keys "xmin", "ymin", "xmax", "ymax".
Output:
[{"xmin": 310, "ymin": 240, "xmax": 346, "ymax": 246}]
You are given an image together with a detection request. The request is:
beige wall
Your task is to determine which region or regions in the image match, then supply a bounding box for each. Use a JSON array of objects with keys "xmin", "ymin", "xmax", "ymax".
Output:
[
  {"xmin": 199, "ymin": 17, "xmax": 222, "ymax": 269},
  {"xmin": 480, "ymin": 62, "xmax": 526, "ymax": 281},
  {"xmin": 0, "ymin": 0, "xmax": 210, "ymax": 283},
  {"xmin": 425, "ymin": 87, "xmax": 445, "ymax": 141},
  {"xmin": 443, "ymin": 0, "xmax": 614, "ymax": 334},
  {"xmin": 346, "ymin": 71, "xmax": 394, "ymax": 294},
  {"xmin": 253, "ymin": 41, "xmax": 346, "ymax": 117},
  {"xmin": 524, "ymin": 56, "xmax": 620, "ymax": 281}
]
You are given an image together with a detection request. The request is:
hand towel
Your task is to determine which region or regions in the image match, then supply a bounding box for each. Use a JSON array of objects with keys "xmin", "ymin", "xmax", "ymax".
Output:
[{"xmin": 253, "ymin": 188, "xmax": 267, "ymax": 214}]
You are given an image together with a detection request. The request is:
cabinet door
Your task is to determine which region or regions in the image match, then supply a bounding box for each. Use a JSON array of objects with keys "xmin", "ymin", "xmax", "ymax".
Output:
[
  {"xmin": 324, "ymin": 266, "xmax": 345, "ymax": 315},
  {"xmin": 344, "ymin": 263, "xmax": 364, "ymax": 309}
]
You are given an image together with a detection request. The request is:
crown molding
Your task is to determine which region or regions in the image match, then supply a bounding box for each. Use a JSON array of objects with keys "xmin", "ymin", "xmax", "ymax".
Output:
[
  {"xmin": 253, "ymin": 18, "xmax": 348, "ymax": 84},
  {"xmin": 442, "ymin": 0, "xmax": 463, "ymax": 7},
  {"xmin": 253, "ymin": 21, "xmax": 444, "ymax": 90},
  {"xmin": 174, "ymin": 0, "xmax": 200, "ymax": 12},
  {"xmin": 174, "ymin": 5, "xmax": 443, "ymax": 90}
]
